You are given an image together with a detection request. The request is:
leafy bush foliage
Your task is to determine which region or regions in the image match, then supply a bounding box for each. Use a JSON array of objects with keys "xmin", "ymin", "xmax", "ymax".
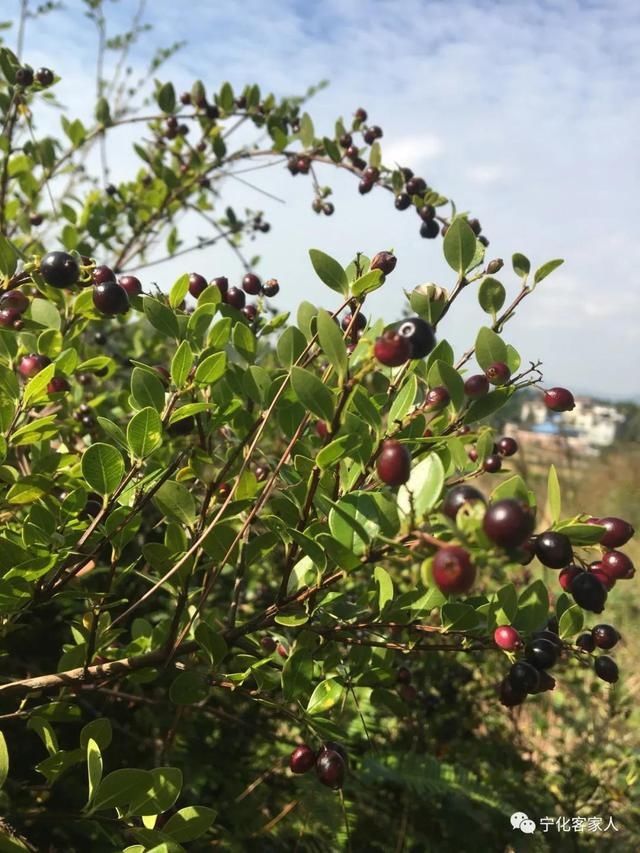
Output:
[{"xmin": 0, "ymin": 6, "xmax": 637, "ymax": 852}]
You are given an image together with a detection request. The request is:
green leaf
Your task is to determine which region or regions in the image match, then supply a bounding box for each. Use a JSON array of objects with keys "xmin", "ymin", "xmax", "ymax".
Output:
[
  {"xmin": 316, "ymin": 433, "xmax": 360, "ymax": 469},
  {"xmin": 28, "ymin": 297, "xmax": 61, "ymax": 329},
  {"xmin": 512, "ymin": 253, "xmax": 530, "ymax": 278},
  {"xmin": 131, "ymin": 367, "xmax": 166, "ymax": 412},
  {"xmin": 474, "ymin": 327, "xmax": 508, "ymax": 371},
  {"xmin": 554, "ymin": 522, "xmax": 606, "ymax": 546},
  {"xmin": 164, "ymin": 805, "xmax": 217, "ymax": 843},
  {"xmin": 478, "ymin": 277, "xmax": 506, "ymax": 315},
  {"xmin": 0, "ymin": 731, "xmax": 8, "ymax": 789},
  {"xmin": 80, "ymin": 719, "xmax": 112, "ymax": 751},
  {"xmin": 169, "ymin": 671, "xmax": 209, "ymax": 705},
  {"xmin": 89, "ymin": 768, "xmax": 152, "ymax": 813},
  {"xmin": 127, "ymin": 766, "xmax": 182, "ymax": 816},
  {"xmin": 170, "ymin": 340, "xmax": 193, "ymax": 387},
  {"xmin": 299, "ymin": 112, "xmax": 314, "ymax": 147},
  {"xmin": 441, "ymin": 603, "xmax": 481, "ymax": 630},
  {"xmin": 308, "ymin": 249, "xmax": 348, "ymax": 296},
  {"xmin": 23, "ymin": 363, "xmax": 55, "ymax": 406},
  {"xmin": 514, "ymin": 580, "xmax": 549, "ymax": 632},
  {"xmin": 351, "ymin": 268, "xmax": 384, "ymax": 297},
  {"xmin": 194, "ymin": 623, "xmax": 227, "ymax": 666},
  {"xmin": 194, "ymin": 352, "xmax": 226, "ymax": 385},
  {"xmin": 169, "ymin": 273, "xmax": 189, "ymax": 308},
  {"xmin": 86, "ymin": 738, "xmax": 102, "ymax": 807},
  {"xmin": 443, "ymin": 218, "xmax": 477, "ymax": 274},
  {"xmin": 232, "ymin": 322, "xmax": 256, "ymax": 363},
  {"xmin": 0, "ymin": 234, "xmax": 18, "ymax": 276},
  {"xmin": 95, "ymin": 97, "xmax": 111, "ymax": 125},
  {"xmin": 316, "ymin": 309, "xmax": 347, "ymax": 379},
  {"xmin": 143, "ymin": 297, "xmax": 179, "ymax": 338},
  {"xmin": 81, "ymin": 443, "xmax": 125, "ymax": 495},
  {"xmin": 127, "ymin": 408, "xmax": 163, "ymax": 459},
  {"xmin": 397, "ymin": 453, "xmax": 445, "ymax": 519},
  {"xmin": 491, "ymin": 584, "xmax": 518, "ymax": 626},
  {"xmin": 558, "ymin": 605, "xmax": 583, "ymax": 639},
  {"xmin": 374, "ymin": 566, "xmax": 394, "ymax": 612},
  {"xmin": 219, "ymin": 81, "xmax": 234, "ymax": 112},
  {"xmin": 306, "ymin": 678, "xmax": 344, "ymax": 715},
  {"xmin": 534, "ymin": 258, "xmax": 564, "ymax": 285},
  {"xmin": 277, "ymin": 325, "xmax": 307, "ymax": 367},
  {"xmin": 290, "ymin": 367, "xmax": 334, "ymax": 422},
  {"xmin": 388, "ymin": 375, "xmax": 417, "ymax": 425},
  {"xmin": 156, "ymin": 81, "xmax": 176, "ymax": 113},
  {"xmin": 463, "ymin": 387, "xmax": 514, "ymax": 424},
  {"xmin": 547, "ymin": 464, "xmax": 561, "ymax": 523},
  {"xmin": 153, "ymin": 480, "xmax": 197, "ymax": 526}
]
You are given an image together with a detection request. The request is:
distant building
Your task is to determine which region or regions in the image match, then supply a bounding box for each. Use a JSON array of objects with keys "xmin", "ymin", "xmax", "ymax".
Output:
[{"xmin": 517, "ymin": 396, "xmax": 625, "ymax": 449}]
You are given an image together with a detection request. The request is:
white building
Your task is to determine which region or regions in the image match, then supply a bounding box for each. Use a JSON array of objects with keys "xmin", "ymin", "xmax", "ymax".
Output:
[{"xmin": 519, "ymin": 396, "xmax": 625, "ymax": 447}]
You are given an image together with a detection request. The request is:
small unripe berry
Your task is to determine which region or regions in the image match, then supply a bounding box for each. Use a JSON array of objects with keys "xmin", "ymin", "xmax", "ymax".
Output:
[
  {"xmin": 18, "ymin": 353, "xmax": 51, "ymax": 379},
  {"xmin": 486, "ymin": 258, "xmax": 504, "ymax": 274},
  {"xmin": 494, "ymin": 625, "xmax": 522, "ymax": 651}
]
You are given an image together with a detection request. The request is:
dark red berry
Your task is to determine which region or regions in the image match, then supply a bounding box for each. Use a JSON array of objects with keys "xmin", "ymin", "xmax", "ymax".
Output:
[
  {"xmin": 485, "ymin": 362, "xmax": 511, "ymax": 386},
  {"xmin": 597, "ymin": 517, "xmax": 634, "ymax": 549},
  {"xmin": 224, "ymin": 287, "xmax": 245, "ymax": 309},
  {"xmin": 341, "ymin": 312, "xmax": 366, "ymax": 332},
  {"xmin": 370, "ymin": 251, "xmax": 397, "ymax": 276},
  {"xmin": 18, "ymin": 353, "xmax": 51, "ymax": 379},
  {"xmin": 363, "ymin": 166, "xmax": 380, "ymax": 182},
  {"xmin": 376, "ymin": 439, "xmax": 411, "ymax": 487},
  {"xmin": 396, "ymin": 317, "xmax": 436, "ymax": 359},
  {"xmin": 35, "ymin": 67, "xmax": 54, "ymax": 87},
  {"xmin": 482, "ymin": 499, "xmax": 535, "ymax": 549},
  {"xmin": 339, "ymin": 133, "xmax": 353, "ymax": 148},
  {"xmin": 591, "ymin": 567, "xmax": 616, "ymax": 590},
  {"xmin": 242, "ymin": 273, "xmax": 261, "ymax": 295},
  {"xmin": 289, "ymin": 745, "xmax": 316, "ymax": 774},
  {"xmin": 40, "ymin": 251, "xmax": 80, "ymax": 288},
  {"xmin": 396, "ymin": 666, "xmax": 412, "ymax": 684},
  {"xmin": 571, "ymin": 572, "xmax": 607, "ymax": 613},
  {"xmin": 363, "ymin": 126, "xmax": 382, "ymax": 144},
  {"xmin": 498, "ymin": 437, "xmax": 518, "ymax": 457},
  {"xmin": 255, "ymin": 464, "xmax": 269, "ymax": 482},
  {"xmin": 15, "ymin": 67, "xmax": 34, "ymax": 87},
  {"xmin": 544, "ymin": 387, "xmax": 575, "ymax": 412},
  {"xmin": 483, "ymin": 454, "xmax": 502, "ymax": 474},
  {"xmin": 0, "ymin": 308, "xmax": 21, "ymax": 328},
  {"xmin": 464, "ymin": 374, "xmax": 490, "ymax": 399},
  {"xmin": 354, "ymin": 107, "xmax": 368, "ymax": 122},
  {"xmin": 316, "ymin": 749, "xmax": 345, "ymax": 789},
  {"xmin": 0, "ymin": 290, "xmax": 29, "ymax": 313},
  {"xmin": 468, "ymin": 448, "xmax": 478, "ymax": 462},
  {"xmin": 594, "ymin": 655, "xmax": 619, "ymax": 684},
  {"xmin": 499, "ymin": 677, "xmax": 527, "ymax": 707},
  {"xmin": 29, "ymin": 213, "xmax": 43, "ymax": 226},
  {"xmin": 118, "ymin": 275, "xmax": 142, "ymax": 297},
  {"xmin": 525, "ymin": 638, "xmax": 558, "ymax": 670},
  {"xmin": 180, "ymin": 91, "xmax": 191, "ymax": 105},
  {"xmin": 534, "ymin": 531, "xmax": 573, "ymax": 569},
  {"xmin": 508, "ymin": 661, "xmax": 540, "ymax": 693},
  {"xmin": 425, "ymin": 386, "xmax": 450, "ymax": 411},
  {"xmin": 93, "ymin": 282, "xmax": 129, "ymax": 316},
  {"xmin": 576, "ymin": 632, "xmax": 595, "ymax": 652},
  {"xmin": 442, "ymin": 484, "xmax": 486, "ymax": 520},
  {"xmin": 322, "ymin": 202, "xmax": 334, "ymax": 216},
  {"xmin": 592, "ymin": 624, "xmax": 620, "ymax": 650},
  {"xmin": 358, "ymin": 179, "xmax": 373, "ymax": 195},
  {"xmin": 418, "ymin": 204, "xmax": 436, "ymax": 222},
  {"xmin": 432, "ymin": 546, "xmax": 476, "ymax": 595},
  {"xmin": 262, "ymin": 278, "xmax": 279, "ymax": 297},
  {"xmin": 420, "ymin": 219, "xmax": 440, "ymax": 239},
  {"xmin": 374, "ymin": 331, "xmax": 411, "ymax": 367},
  {"xmin": 211, "ymin": 276, "xmax": 229, "ymax": 295},
  {"xmin": 315, "ymin": 420, "xmax": 329, "ymax": 439},
  {"xmin": 188, "ymin": 273, "xmax": 208, "ymax": 298},
  {"xmin": 601, "ymin": 550, "xmax": 634, "ymax": 580},
  {"xmin": 494, "ymin": 625, "xmax": 521, "ymax": 651},
  {"xmin": 47, "ymin": 376, "xmax": 70, "ymax": 394},
  {"xmin": 260, "ymin": 636, "xmax": 277, "ymax": 653},
  {"xmin": 559, "ymin": 564, "xmax": 582, "ymax": 592},
  {"xmin": 92, "ymin": 265, "xmax": 115, "ymax": 285},
  {"xmin": 242, "ymin": 305, "xmax": 257, "ymax": 321},
  {"xmin": 395, "ymin": 193, "xmax": 411, "ymax": 211},
  {"xmin": 468, "ymin": 218, "xmax": 482, "ymax": 235},
  {"xmin": 406, "ymin": 176, "xmax": 426, "ymax": 195}
]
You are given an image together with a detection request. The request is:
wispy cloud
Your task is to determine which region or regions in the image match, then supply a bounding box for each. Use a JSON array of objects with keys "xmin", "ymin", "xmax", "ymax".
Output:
[{"xmin": 7, "ymin": 0, "xmax": 640, "ymax": 398}]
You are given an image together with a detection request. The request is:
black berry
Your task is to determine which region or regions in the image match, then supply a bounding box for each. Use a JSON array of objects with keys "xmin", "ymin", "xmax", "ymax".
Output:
[
  {"xmin": 594, "ymin": 655, "xmax": 619, "ymax": 684},
  {"xmin": 188, "ymin": 273, "xmax": 208, "ymax": 298},
  {"xmin": 442, "ymin": 484, "xmax": 486, "ymax": 520},
  {"xmin": 93, "ymin": 282, "xmax": 129, "ymax": 316},
  {"xmin": 40, "ymin": 251, "xmax": 80, "ymax": 288},
  {"xmin": 525, "ymin": 638, "xmax": 558, "ymax": 670},
  {"xmin": 315, "ymin": 749, "xmax": 345, "ymax": 789},
  {"xmin": 571, "ymin": 572, "xmax": 607, "ymax": 613},
  {"xmin": 224, "ymin": 287, "xmax": 245, "ymax": 309},
  {"xmin": 483, "ymin": 454, "xmax": 502, "ymax": 474},
  {"xmin": 576, "ymin": 632, "xmax": 595, "ymax": 652},
  {"xmin": 498, "ymin": 437, "xmax": 518, "ymax": 456},
  {"xmin": 592, "ymin": 624, "xmax": 620, "ymax": 650},
  {"xmin": 395, "ymin": 193, "xmax": 411, "ymax": 211},
  {"xmin": 242, "ymin": 273, "xmax": 261, "ymax": 294},
  {"xmin": 534, "ymin": 531, "xmax": 573, "ymax": 569},
  {"xmin": 508, "ymin": 661, "xmax": 540, "ymax": 693},
  {"xmin": 420, "ymin": 219, "xmax": 440, "ymax": 239},
  {"xmin": 396, "ymin": 317, "xmax": 436, "ymax": 359},
  {"xmin": 482, "ymin": 499, "xmax": 535, "ymax": 549}
]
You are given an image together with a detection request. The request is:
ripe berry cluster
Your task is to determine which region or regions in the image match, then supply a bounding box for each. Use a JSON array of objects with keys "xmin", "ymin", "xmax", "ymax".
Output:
[
  {"xmin": 289, "ymin": 741, "xmax": 348, "ymax": 790},
  {"xmin": 0, "ymin": 289, "xmax": 29, "ymax": 330},
  {"xmin": 188, "ymin": 271, "xmax": 280, "ymax": 322}
]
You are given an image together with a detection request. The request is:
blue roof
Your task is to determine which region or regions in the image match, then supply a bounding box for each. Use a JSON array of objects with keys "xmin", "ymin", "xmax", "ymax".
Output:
[{"xmin": 531, "ymin": 421, "xmax": 580, "ymax": 437}]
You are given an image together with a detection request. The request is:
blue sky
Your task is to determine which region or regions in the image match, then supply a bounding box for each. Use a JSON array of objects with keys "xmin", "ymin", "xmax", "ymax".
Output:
[{"xmin": 8, "ymin": 0, "xmax": 640, "ymax": 398}]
